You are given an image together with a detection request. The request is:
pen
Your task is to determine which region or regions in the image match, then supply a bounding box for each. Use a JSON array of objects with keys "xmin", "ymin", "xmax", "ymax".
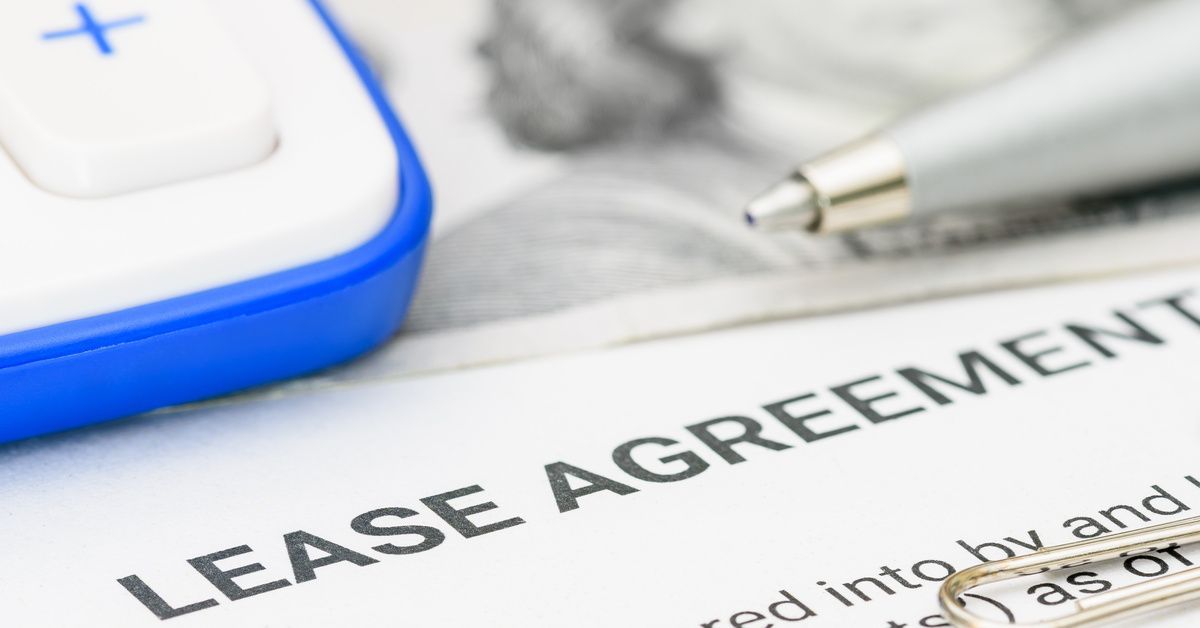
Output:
[{"xmin": 744, "ymin": 0, "xmax": 1200, "ymax": 234}]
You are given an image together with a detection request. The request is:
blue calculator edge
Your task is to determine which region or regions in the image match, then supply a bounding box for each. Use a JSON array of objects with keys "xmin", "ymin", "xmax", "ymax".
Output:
[{"xmin": 0, "ymin": 0, "xmax": 433, "ymax": 443}]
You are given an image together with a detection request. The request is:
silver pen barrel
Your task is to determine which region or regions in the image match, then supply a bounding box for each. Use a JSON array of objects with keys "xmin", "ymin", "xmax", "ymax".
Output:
[{"xmin": 746, "ymin": 0, "xmax": 1200, "ymax": 234}]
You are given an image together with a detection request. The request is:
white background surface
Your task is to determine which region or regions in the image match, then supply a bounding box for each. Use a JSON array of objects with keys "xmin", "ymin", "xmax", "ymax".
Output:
[{"xmin": 3, "ymin": 266, "xmax": 1200, "ymax": 626}]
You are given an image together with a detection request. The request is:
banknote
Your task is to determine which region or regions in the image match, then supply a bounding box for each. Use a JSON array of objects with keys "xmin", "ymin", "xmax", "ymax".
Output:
[{"xmin": 250, "ymin": 0, "xmax": 1200, "ymax": 395}]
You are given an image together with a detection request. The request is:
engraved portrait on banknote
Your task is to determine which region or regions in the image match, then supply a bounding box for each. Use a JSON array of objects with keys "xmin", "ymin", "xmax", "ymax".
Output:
[{"xmin": 268, "ymin": 0, "xmax": 1200, "ymax": 384}]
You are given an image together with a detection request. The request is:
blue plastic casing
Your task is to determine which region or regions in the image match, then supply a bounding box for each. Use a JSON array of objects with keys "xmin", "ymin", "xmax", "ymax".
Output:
[{"xmin": 0, "ymin": 0, "xmax": 432, "ymax": 443}]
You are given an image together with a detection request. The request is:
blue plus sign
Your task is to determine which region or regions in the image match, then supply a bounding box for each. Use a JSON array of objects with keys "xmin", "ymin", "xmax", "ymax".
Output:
[{"xmin": 41, "ymin": 3, "xmax": 145, "ymax": 56}]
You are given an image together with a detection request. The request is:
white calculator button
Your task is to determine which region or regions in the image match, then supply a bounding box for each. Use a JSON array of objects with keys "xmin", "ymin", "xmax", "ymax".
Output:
[{"xmin": 0, "ymin": 1, "xmax": 276, "ymax": 197}]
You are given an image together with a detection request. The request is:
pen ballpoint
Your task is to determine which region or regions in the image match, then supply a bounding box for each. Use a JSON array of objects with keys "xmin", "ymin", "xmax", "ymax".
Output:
[{"xmin": 744, "ymin": 0, "xmax": 1200, "ymax": 234}]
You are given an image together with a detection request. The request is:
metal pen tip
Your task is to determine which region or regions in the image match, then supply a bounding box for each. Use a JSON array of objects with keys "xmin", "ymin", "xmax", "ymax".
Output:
[{"xmin": 743, "ymin": 175, "xmax": 818, "ymax": 232}]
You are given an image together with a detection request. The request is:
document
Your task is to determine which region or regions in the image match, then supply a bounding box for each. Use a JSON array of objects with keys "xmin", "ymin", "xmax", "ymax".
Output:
[{"xmin": 5, "ymin": 266, "xmax": 1200, "ymax": 626}]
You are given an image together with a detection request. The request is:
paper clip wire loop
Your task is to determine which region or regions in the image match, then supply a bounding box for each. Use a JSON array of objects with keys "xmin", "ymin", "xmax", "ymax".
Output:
[{"xmin": 939, "ymin": 515, "xmax": 1200, "ymax": 627}]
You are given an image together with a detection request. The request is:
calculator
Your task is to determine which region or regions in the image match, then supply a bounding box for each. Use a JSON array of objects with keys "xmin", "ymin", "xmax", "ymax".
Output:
[{"xmin": 0, "ymin": 0, "xmax": 432, "ymax": 442}]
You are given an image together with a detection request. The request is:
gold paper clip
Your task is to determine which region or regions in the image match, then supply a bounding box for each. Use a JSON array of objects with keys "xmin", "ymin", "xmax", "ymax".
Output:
[{"xmin": 939, "ymin": 515, "xmax": 1200, "ymax": 627}]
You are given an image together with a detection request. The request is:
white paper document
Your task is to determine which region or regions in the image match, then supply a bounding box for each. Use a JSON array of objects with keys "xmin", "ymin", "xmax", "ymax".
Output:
[{"xmin": 5, "ymin": 267, "xmax": 1200, "ymax": 627}]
